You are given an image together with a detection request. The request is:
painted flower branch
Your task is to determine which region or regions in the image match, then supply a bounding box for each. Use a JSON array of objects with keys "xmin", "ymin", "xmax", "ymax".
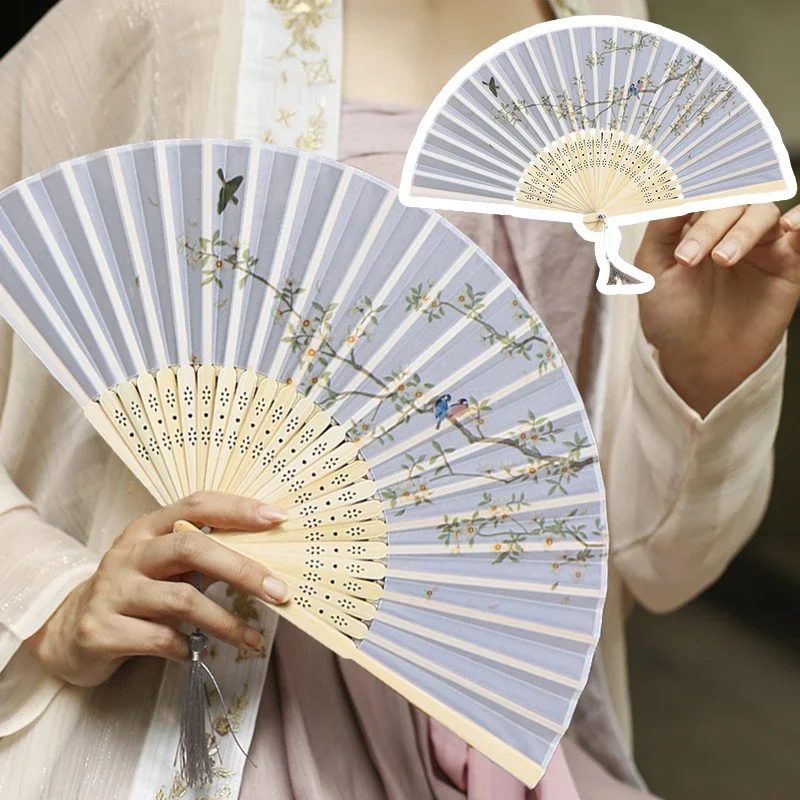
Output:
[
  {"xmin": 436, "ymin": 499, "xmax": 606, "ymax": 572},
  {"xmin": 382, "ymin": 410, "xmax": 596, "ymax": 515},
  {"xmin": 405, "ymin": 281, "xmax": 550, "ymax": 359},
  {"xmin": 181, "ymin": 231, "xmax": 559, "ymax": 460},
  {"xmin": 488, "ymin": 29, "xmax": 735, "ymax": 140}
]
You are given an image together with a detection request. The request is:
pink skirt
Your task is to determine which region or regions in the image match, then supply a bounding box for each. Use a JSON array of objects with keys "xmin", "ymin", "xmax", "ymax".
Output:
[{"xmin": 239, "ymin": 621, "xmax": 661, "ymax": 800}]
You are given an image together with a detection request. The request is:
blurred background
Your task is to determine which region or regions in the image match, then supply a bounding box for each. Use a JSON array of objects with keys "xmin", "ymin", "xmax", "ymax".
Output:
[
  {"xmin": 2, "ymin": 3, "xmax": 799, "ymax": 799},
  {"xmin": 630, "ymin": 3, "xmax": 800, "ymax": 799}
]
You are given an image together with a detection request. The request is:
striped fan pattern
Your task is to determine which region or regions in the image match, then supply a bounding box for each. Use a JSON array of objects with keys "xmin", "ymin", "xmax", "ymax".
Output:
[
  {"xmin": 401, "ymin": 16, "xmax": 795, "ymax": 292},
  {"xmin": 0, "ymin": 140, "xmax": 607, "ymax": 786}
]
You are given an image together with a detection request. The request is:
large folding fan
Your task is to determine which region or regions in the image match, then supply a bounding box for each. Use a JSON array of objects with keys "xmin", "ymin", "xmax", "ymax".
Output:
[
  {"xmin": 400, "ymin": 15, "xmax": 796, "ymax": 294},
  {"xmin": 0, "ymin": 140, "xmax": 607, "ymax": 787}
]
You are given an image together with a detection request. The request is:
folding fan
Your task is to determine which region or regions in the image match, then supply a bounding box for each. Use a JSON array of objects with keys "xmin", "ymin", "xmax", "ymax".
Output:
[
  {"xmin": 400, "ymin": 15, "xmax": 796, "ymax": 294},
  {"xmin": 0, "ymin": 140, "xmax": 607, "ymax": 787}
]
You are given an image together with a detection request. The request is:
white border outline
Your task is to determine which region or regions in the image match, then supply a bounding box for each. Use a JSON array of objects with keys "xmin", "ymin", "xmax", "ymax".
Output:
[{"xmin": 399, "ymin": 15, "xmax": 797, "ymax": 296}]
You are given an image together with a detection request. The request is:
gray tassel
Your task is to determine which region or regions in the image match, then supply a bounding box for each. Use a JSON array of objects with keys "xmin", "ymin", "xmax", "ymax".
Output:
[
  {"xmin": 607, "ymin": 264, "xmax": 642, "ymax": 286},
  {"xmin": 175, "ymin": 572, "xmax": 256, "ymax": 788},
  {"xmin": 176, "ymin": 629, "xmax": 216, "ymax": 788}
]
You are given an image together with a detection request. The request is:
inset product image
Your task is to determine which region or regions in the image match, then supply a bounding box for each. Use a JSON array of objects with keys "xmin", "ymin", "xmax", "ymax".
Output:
[{"xmin": 400, "ymin": 15, "xmax": 796, "ymax": 293}]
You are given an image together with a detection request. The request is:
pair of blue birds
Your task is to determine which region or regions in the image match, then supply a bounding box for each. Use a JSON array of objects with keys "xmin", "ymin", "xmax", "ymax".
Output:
[
  {"xmin": 434, "ymin": 394, "xmax": 469, "ymax": 429},
  {"xmin": 628, "ymin": 78, "xmax": 646, "ymax": 99}
]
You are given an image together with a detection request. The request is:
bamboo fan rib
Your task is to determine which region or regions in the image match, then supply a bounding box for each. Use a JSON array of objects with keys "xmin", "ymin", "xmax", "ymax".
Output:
[
  {"xmin": 516, "ymin": 129, "xmax": 682, "ymax": 221},
  {"xmin": 0, "ymin": 139, "xmax": 607, "ymax": 788},
  {"xmin": 400, "ymin": 15, "xmax": 795, "ymax": 294}
]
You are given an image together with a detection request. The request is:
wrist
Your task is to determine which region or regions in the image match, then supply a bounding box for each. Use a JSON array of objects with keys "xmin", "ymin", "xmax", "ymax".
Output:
[
  {"xmin": 23, "ymin": 580, "xmax": 87, "ymax": 682},
  {"xmin": 664, "ymin": 383, "xmax": 725, "ymax": 419},
  {"xmin": 653, "ymin": 335, "xmax": 786, "ymax": 418},
  {"xmin": 656, "ymin": 358, "xmax": 737, "ymax": 418}
]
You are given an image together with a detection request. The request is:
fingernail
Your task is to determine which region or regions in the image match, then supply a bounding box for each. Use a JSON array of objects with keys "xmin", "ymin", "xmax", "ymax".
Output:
[
  {"xmin": 782, "ymin": 209, "xmax": 800, "ymax": 230},
  {"xmin": 243, "ymin": 627, "xmax": 264, "ymax": 650},
  {"xmin": 713, "ymin": 240, "xmax": 739, "ymax": 264},
  {"xmin": 258, "ymin": 504, "xmax": 287, "ymax": 523},
  {"xmin": 674, "ymin": 238, "xmax": 700, "ymax": 265},
  {"xmin": 262, "ymin": 576, "xmax": 289, "ymax": 603}
]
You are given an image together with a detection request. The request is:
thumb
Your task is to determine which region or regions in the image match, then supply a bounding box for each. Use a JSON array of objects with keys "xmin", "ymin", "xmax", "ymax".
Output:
[{"xmin": 635, "ymin": 214, "xmax": 693, "ymax": 277}]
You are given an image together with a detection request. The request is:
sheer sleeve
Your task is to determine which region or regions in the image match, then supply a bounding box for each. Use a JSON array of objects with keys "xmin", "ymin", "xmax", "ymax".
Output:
[
  {"xmin": 605, "ymin": 304, "xmax": 785, "ymax": 613},
  {"xmin": 0, "ymin": 36, "xmax": 99, "ymax": 735},
  {"xmin": 0, "ymin": 324, "xmax": 100, "ymax": 734}
]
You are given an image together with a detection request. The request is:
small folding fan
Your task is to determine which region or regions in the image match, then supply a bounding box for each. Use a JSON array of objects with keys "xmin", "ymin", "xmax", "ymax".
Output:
[
  {"xmin": 400, "ymin": 15, "xmax": 796, "ymax": 294},
  {"xmin": 0, "ymin": 140, "xmax": 606, "ymax": 787}
]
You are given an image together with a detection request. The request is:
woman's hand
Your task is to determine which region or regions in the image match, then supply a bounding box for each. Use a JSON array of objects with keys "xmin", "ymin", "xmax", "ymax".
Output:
[
  {"xmin": 24, "ymin": 492, "xmax": 290, "ymax": 688},
  {"xmin": 635, "ymin": 203, "xmax": 800, "ymax": 416}
]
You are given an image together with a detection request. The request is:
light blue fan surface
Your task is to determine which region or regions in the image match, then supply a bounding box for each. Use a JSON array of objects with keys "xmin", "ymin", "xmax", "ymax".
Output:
[{"xmin": 0, "ymin": 140, "xmax": 607, "ymax": 781}]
